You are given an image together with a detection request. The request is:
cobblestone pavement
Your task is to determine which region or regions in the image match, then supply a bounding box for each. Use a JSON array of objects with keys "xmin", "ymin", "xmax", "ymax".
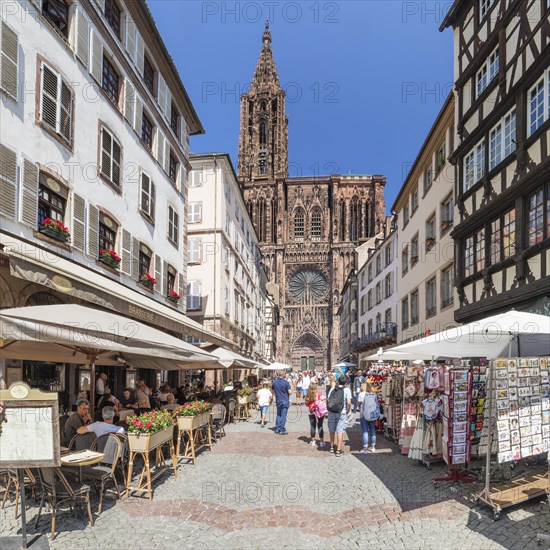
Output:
[{"xmin": 1, "ymin": 403, "xmax": 549, "ymax": 549}]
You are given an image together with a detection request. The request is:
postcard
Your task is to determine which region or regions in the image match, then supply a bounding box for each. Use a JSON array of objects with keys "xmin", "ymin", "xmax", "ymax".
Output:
[
  {"xmin": 497, "ymin": 409, "xmax": 510, "ymax": 419},
  {"xmin": 498, "ymin": 440, "xmax": 511, "ymax": 452},
  {"xmin": 511, "ymin": 429, "xmax": 520, "ymax": 445},
  {"xmin": 453, "ymin": 421, "xmax": 467, "ymax": 433},
  {"xmin": 498, "ymin": 451, "xmax": 512, "ymax": 463},
  {"xmin": 521, "ymin": 446, "xmax": 532, "ymax": 458}
]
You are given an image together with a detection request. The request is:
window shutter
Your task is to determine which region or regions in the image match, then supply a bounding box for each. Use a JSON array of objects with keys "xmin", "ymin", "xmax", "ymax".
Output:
[
  {"xmin": 0, "ymin": 20, "xmax": 18, "ymax": 101},
  {"xmin": 74, "ymin": 8, "xmax": 89, "ymax": 66},
  {"xmin": 121, "ymin": 228, "xmax": 131, "ymax": 274},
  {"xmin": 155, "ymin": 128, "xmax": 165, "ymax": 168},
  {"xmin": 123, "ymin": 78, "xmax": 135, "ymax": 125},
  {"xmin": 178, "ymin": 273, "xmax": 184, "ymax": 309},
  {"xmin": 133, "ymin": 94, "xmax": 142, "ymax": 136},
  {"xmin": 91, "ymin": 0, "xmax": 105, "ymax": 11},
  {"xmin": 176, "ymin": 164, "xmax": 184, "ymax": 192},
  {"xmin": 140, "ymin": 170, "xmax": 150, "ymax": 214},
  {"xmin": 163, "ymin": 138, "xmax": 170, "ymax": 174},
  {"xmin": 155, "ymin": 255, "xmax": 163, "ymax": 293},
  {"xmin": 161, "ymin": 259, "xmax": 167, "ymax": 296},
  {"xmin": 125, "ymin": 15, "xmax": 136, "ymax": 59},
  {"xmin": 112, "ymin": 138, "xmax": 121, "ymax": 186},
  {"xmin": 157, "ymin": 73, "xmax": 166, "ymax": 113},
  {"xmin": 178, "ymin": 115, "xmax": 187, "ymax": 151},
  {"xmin": 150, "ymin": 180, "xmax": 156, "ymax": 220},
  {"xmin": 0, "ymin": 143, "xmax": 17, "ymax": 219},
  {"xmin": 89, "ymin": 29, "xmax": 103, "ymax": 84},
  {"xmin": 59, "ymin": 80, "xmax": 72, "ymax": 143},
  {"xmin": 87, "ymin": 204, "xmax": 99, "ymax": 258},
  {"xmin": 135, "ymin": 31, "xmax": 144, "ymax": 76},
  {"xmin": 72, "ymin": 193, "xmax": 86, "ymax": 251},
  {"xmin": 20, "ymin": 158, "xmax": 38, "ymax": 228},
  {"xmin": 131, "ymin": 237, "xmax": 139, "ymax": 279},
  {"xmin": 164, "ymin": 87, "xmax": 171, "ymax": 121},
  {"xmin": 100, "ymin": 128, "xmax": 112, "ymax": 180},
  {"xmin": 40, "ymin": 64, "xmax": 58, "ymax": 131}
]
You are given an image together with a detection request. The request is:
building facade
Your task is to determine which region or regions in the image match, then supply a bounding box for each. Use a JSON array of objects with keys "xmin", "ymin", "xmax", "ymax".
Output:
[
  {"xmin": 237, "ymin": 22, "xmax": 387, "ymax": 369},
  {"xmin": 337, "ymin": 270, "xmax": 358, "ymax": 364},
  {"xmin": 394, "ymin": 94, "xmax": 457, "ymax": 343},
  {"xmin": 353, "ymin": 217, "xmax": 399, "ymax": 363},
  {"xmin": 0, "ymin": 0, "xmax": 227, "ymax": 397},
  {"xmin": 187, "ymin": 153, "xmax": 269, "ymax": 362},
  {"xmin": 442, "ymin": 0, "xmax": 550, "ymax": 321}
]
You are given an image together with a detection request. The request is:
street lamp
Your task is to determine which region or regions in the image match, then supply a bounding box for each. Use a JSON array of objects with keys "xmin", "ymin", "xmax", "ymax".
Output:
[{"xmin": 380, "ymin": 326, "xmax": 387, "ymax": 339}]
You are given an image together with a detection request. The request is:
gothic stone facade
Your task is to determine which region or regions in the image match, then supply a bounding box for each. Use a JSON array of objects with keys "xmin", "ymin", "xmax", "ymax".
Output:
[{"xmin": 238, "ymin": 23, "xmax": 386, "ymax": 369}]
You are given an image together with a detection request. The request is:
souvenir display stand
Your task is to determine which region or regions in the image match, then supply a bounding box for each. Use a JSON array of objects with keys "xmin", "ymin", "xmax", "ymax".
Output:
[
  {"xmin": 381, "ymin": 370, "xmax": 404, "ymax": 443},
  {"xmin": 473, "ymin": 357, "xmax": 550, "ymax": 520}
]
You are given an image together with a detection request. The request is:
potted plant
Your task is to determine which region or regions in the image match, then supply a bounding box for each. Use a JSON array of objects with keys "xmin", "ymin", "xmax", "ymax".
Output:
[
  {"xmin": 39, "ymin": 218, "xmax": 70, "ymax": 243},
  {"xmin": 441, "ymin": 220, "xmax": 452, "ymax": 231},
  {"xmin": 139, "ymin": 273, "xmax": 156, "ymax": 289},
  {"xmin": 426, "ymin": 237, "xmax": 435, "ymax": 250},
  {"xmin": 99, "ymin": 248, "xmax": 121, "ymax": 269},
  {"xmin": 237, "ymin": 387, "xmax": 253, "ymax": 405},
  {"xmin": 127, "ymin": 410, "xmax": 175, "ymax": 453},
  {"xmin": 167, "ymin": 289, "xmax": 181, "ymax": 304},
  {"xmin": 173, "ymin": 400, "xmax": 213, "ymax": 431}
]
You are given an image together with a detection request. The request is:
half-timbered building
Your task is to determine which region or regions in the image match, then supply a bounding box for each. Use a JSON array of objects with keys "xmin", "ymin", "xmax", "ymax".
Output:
[{"xmin": 441, "ymin": 0, "xmax": 550, "ymax": 321}]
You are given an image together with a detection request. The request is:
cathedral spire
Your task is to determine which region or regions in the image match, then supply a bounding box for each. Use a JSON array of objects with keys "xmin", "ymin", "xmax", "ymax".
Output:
[{"xmin": 251, "ymin": 20, "xmax": 280, "ymax": 93}]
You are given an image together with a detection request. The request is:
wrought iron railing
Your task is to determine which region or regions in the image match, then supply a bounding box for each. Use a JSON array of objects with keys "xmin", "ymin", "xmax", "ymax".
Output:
[{"xmin": 352, "ymin": 322, "xmax": 397, "ymax": 350}]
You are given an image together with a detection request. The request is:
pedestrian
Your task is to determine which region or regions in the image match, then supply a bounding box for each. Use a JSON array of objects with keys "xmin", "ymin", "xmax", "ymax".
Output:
[
  {"xmin": 358, "ymin": 382, "xmax": 380, "ymax": 453},
  {"xmin": 302, "ymin": 371, "xmax": 311, "ymax": 401},
  {"xmin": 327, "ymin": 375, "xmax": 352, "ymax": 457},
  {"xmin": 305, "ymin": 383, "xmax": 327, "ymax": 447},
  {"xmin": 272, "ymin": 370, "xmax": 292, "ymax": 435},
  {"xmin": 256, "ymin": 380, "xmax": 273, "ymax": 427},
  {"xmin": 325, "ymin": 372, "xmax": 335, "ymax": 394},
  {"xmin": 295, "ymin": 374, "xmax": 303, "ymax": 406},
  {"xmin": 352, "ymin": 370, "xmax": 364, "ymax": 412}
]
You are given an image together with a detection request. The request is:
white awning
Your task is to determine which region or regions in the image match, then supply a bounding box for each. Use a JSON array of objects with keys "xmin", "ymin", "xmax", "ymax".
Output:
[
  {"xmin": 208, "ymin": 347, "xmax": 260, "ymax": 369},
  {"xmin": 2, "ymin": 234, "xmax": 234, "ymax": 349}
]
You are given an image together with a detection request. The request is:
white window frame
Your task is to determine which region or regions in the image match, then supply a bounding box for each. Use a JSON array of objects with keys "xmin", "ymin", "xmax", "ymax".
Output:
[
  {"xmin": 426, "ymin": 278, "xmax": 437, "ymax": 317},
  {"xmin": 475, "ymin": 48, "xmax": 499, "ymax": 98},
  {"xmin": 40, "ymin": 62, "xmax": 73, "ymax": 144},
  {"xmin": 168, "ymin": 204, "xmax": 179, "ymax": 245},
  {"xmin": 188, "ymin": 237, "xmax": 202, "ymax": 263},
  {"xmin": 528, "ymin": 69, "xmax": 550, "ymax": 137},
  {"xmin": 100, "ymin": 126, "xmax": 122, "ymax": 186},
  {"xmin": 441, "ymin": 265, "xmax": 454, "ymax": 308},
  {"xmin": 489, "ymin": 109, "xmax": 516, "ymax": 170},
  {"xmin": 188, "ymin": 202, "xmax": 202, "ymax": 224},
  {"xmin": 186, "ymin": 280, "xmax": 201, "ymax": 310},
  {"xmin": 463, "ymin": 140, "xmax": 485, "ymax": 191}
]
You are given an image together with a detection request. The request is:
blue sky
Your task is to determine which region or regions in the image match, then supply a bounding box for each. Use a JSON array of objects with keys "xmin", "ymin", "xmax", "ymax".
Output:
[{"xmin": 147, "ymin": 1, "xmax": 454, "ymax": 211}]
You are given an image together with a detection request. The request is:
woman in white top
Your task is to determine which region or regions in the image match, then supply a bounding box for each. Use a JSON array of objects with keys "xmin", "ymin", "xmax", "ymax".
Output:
[{"xmin": 256, "ymin": 381, "xmax": 273, "ymax": 427}]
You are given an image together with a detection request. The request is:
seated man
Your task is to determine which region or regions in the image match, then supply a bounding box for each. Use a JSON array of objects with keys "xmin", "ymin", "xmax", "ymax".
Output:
[
  {"xmin": 63, "ymin": 398, "xmax": 92, "ymax": 444},
  {"xmin": 163, "ymin": 393, "xmax": 179, "ymax": 411},
  {"xmin": 77, "ymin": 406, "xmax": 125, "ymax": 438},
  {"xmin": 119, "ymin": 388, "xmax": 138, "ymax": 409}
]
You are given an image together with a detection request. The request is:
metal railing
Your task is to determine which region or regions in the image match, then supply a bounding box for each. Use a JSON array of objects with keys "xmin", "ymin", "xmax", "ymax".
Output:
[{"xmin": 352, "ymin": 322, "xmax": 397, "ymax": 350}]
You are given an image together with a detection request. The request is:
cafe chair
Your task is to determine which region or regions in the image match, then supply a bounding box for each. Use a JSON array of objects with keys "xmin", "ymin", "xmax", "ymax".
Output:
[
  {"xmin": 1, "ymin": 468, "xmax": 38, "ymax": 519},
  {"xmin": 113, "ymin": 433, "xmax": 129, "ymax": 481},
  {"xmin": 84, "ymin": 434, "xmax": 122, "ymax": 513},
  {"xmin": 35, "ymin": 467, "xmax": 94, "ymax": 540},
  {"xmin": 211, "ymin": 404, "xmax": 227, "ymax": 440},
  {"xmin": 68, "ymin": 433, "xmax": 96, "ymax": 452},
  {"xmin": 227, "ymin": 399, "xmax": 236, "ymax": 424}
]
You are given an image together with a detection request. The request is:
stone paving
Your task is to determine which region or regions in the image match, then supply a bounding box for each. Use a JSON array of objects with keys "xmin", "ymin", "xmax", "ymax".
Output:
[{"xmin": 1, "ymin": 403, "xmax": 549, "ymax": 549}]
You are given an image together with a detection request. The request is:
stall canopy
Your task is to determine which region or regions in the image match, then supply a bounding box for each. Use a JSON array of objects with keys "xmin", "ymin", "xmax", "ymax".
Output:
[
  {"xmin": 364, "ymin": 348, "xmax": 435, "ymax": 361},
  {"xmin": 263, "ymin": 361, "xmax": 292, "ymax": 371},
  {"xmin": 389, "ymin": 310, "xmax": 550, "ymax": 359},
  {"xmin": 0, "ymin": 304, "xmax": 221, "ymax": 409},
  {"xmin": 333, "ymin": 361, "xmax": 357, "ymax": 368}
]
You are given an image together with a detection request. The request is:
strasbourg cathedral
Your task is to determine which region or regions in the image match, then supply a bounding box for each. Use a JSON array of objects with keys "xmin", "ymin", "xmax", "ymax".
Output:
[{"xmin": 238, "ymin": 23, "xmax": 386, "ymax": 369}]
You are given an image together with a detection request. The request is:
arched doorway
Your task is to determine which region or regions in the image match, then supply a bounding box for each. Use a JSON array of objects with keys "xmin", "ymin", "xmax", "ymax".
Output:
[{"xmin": 291, "ymin": 332, "xmax": 324, "ymax": 371}]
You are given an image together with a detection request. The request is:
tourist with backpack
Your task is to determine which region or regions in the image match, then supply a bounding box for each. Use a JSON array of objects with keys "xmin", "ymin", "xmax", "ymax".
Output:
[
  {"xmin": 357, "ymin": 382, "xmax": 380, "ymax": 453},
  {"xmin": 327, "ymin": 375, "xmax": 352, "ymax": 457},
  {"xmin": 304, "ymin": 383, "xmax": 327, "ymax": 447}
]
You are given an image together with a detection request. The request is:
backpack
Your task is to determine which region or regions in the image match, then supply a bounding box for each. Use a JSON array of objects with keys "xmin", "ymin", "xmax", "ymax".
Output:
[
  {"xmin": 327, "ymin": 386, "xmax": 345, "ymax": 413},
  {"xmin": 314, "ymin": 393, "xmax": 328, "ymax": 418},
  {"xmin": 361, "ymin": 392, "xmax": 380, "ymax": 421}
]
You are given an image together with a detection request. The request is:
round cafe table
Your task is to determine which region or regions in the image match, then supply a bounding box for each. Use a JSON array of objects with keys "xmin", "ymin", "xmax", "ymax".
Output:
[{"xmin": 61, "ymin": 451, "xmax": 105, "ymax": 482}]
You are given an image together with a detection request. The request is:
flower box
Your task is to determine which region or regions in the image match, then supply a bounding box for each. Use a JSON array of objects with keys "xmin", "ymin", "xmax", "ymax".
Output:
[
  {"xmin": 39, "ymin": 225, "xmax": 70, "ymax": 243},
  {"xmin": 166, "ymin": 293, "xmax": 179, "ymax": 304},
  {"xmin": 176, "ymin": 412, "xmax": 209, "ymax": 431},
  {"xmin": 99, "ymin": 249, "xmax": 121, "ymax": 269},
  {"xmin": 128, "ymin": 425, "xmax": 174, "ymax": 453},
  {"xmin": 139, "ymin": 274, "xmax": 156, "ymax": 289}
]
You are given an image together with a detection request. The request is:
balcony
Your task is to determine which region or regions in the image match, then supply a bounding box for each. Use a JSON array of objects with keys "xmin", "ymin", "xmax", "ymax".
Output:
[{"xmin": 352, "ymin": 322, "xmax": 397, "ymax": 352}]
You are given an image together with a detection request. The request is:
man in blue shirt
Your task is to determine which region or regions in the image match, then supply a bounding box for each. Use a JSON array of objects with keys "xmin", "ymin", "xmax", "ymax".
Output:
[{"xmin": 272, "ymin": 371, "xmax": 292, "ymax": 435}]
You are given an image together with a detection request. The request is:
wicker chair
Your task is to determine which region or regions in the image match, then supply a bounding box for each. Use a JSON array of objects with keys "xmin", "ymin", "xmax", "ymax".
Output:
[
  {"xmin": 211, "ymin": 404, "xmax": 227, "ymax": 440},
  {"xmin": 1, "ymin": 468, "xmax": 38, "ymax": 518},
  {"xmin": 68, "ymin": 432, "xmax": 96, "ymax": 451},
  {"xmin": 35, "ymin": 468, "xmax": 94, "ymax": 540},
  {"xmin": 227, "ymin": 399, "xmax": 236, "ymax": 424},
  {"xmin": 84, "ymin": 434, "xmax": 122, "ymax": 513}
]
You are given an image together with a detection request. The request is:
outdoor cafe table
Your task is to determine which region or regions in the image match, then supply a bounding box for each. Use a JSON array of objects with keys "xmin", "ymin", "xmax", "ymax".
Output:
[
  {"xmin": 61, "ymin": 450, "xmax": 104, "ymax": 482},
  {"xmin": 118, "ymin": 409, "xmax": 135, "ymax": 421}
]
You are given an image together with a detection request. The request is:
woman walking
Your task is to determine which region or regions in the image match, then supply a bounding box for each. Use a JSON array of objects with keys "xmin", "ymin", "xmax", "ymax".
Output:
[
  {"xmin": 357, "ymin": 382, "xmax": 380, "ymax": 453},
  {"xmin": 256, "ymin": 380, "xmax": 273, "ymax": 427},
  {"xmin": 295, "ymin": 374, "xmax": 304, "ymax": 406},
  {"xmin": 305, "ymin": 383, "xmax": 327, "ymax": 447}
]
